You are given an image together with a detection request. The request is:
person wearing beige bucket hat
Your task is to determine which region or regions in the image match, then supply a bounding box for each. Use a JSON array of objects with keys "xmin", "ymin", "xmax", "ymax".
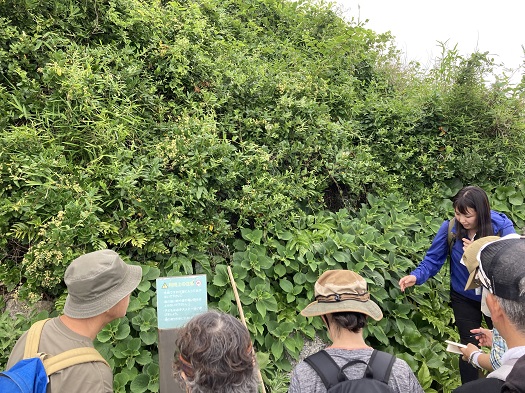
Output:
[
  {"xmin": 6, "ymin": 249, "xmax": 142, "ymax": 393},
  {"xmin": 288, "ymin": 270, "xmax": 423, "ymax": 393}
]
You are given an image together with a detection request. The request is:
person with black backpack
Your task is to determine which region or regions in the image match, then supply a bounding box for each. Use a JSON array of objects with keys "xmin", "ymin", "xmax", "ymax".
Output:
[{"xmin": 288, "ymin": 270, "xmax": 424, "ymax": 393}]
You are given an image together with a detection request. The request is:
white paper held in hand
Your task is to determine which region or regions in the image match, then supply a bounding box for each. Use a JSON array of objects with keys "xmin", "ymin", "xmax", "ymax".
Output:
[{"xmin": 445, "ymin": 340, "xmax": 467, "ymax": 354}]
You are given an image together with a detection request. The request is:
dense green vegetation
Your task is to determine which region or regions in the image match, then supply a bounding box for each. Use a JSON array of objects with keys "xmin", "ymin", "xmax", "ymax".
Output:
[{"xmin": 1, "ymin": 0, "xmax": 524, "ymax": 392}]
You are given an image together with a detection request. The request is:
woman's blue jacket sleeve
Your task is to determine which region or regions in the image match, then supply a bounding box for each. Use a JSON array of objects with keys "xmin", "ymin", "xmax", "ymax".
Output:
[
  {"xmin": 411, "ymin": 210, "xmax": 516, "ymax": 286},
  {"xmin": 411, "ymin": 220, "xmax": 450, "ymax": 285}
]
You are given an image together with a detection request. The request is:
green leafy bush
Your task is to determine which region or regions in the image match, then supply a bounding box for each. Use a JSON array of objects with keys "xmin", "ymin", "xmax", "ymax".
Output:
[{"xmin": 1, "ymin": 0, "xmax": 524, "ymax": 392}]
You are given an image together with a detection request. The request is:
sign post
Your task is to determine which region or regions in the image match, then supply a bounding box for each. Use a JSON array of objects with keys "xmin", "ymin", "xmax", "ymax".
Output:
[{"xmin": 156, "ymin": 274, "xmax": 207, "ymax": 393}]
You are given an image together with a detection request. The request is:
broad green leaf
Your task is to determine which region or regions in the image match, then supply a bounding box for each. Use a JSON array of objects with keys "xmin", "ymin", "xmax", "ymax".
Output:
[
  {"xmin": 332, "ymin": 250, "xmax": 349, "ymax": 263},
  {"xmin": 130, "ymin": 373, "xmax": 150, "ymax": 393},
  {"xmin": 279, "ymin": 278, "xmax": 293, "ymax": 292},
  {"xmin": 241, "ymin": 228, "xmax": 263, "ymax": 244},
  {"xmin": 274, "ymin": 263, "xmax": 287, "ymax": 277},
  {"xmin": 212, "ymin": 264, "xmax": 230, "ymax": 287},
  {"xmin": 417, "ymin": 362, "xmax": 432, "ymax": 390},
  {"xmin": 277, "ymin": 231, "xmax": 293, "ymax": 240},
  {"xmin": 271, "ymin": 340, "xmax": 283, "ymax": 359},
  {"xmin": 139, "ymin": 330, "xmax": 157, "ymax": 345},
  {"xmin": 115, "ymin": 323, "xmax": 131, "ymax": 340},
  {"xmin": 255, "ymin": 301, "xmax": 267, "ymax": 318}
]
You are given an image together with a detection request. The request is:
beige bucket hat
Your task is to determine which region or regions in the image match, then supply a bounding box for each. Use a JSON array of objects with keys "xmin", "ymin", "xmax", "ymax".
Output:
[
  {"xmin": 463, "ymin": 236, "xmax": 501, "ymax": 291},
  {"xmin": 301, "ymin": 270, "xmax": 383, "ymax": 321}
]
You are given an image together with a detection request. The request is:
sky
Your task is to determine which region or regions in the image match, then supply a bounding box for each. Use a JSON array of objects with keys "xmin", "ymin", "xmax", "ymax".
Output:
[{"xmin": 331, "ymin": 0, "xmax": 525, "ymax": 84}]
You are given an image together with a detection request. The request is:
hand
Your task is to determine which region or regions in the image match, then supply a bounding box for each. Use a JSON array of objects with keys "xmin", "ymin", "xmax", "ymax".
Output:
[
  {"xmin": 470, "ymin": 328, "xmax": 493, "ymax": 347},
  {"xmin": 399, "ymin": 275, "xmax": 417, "ymax": 292},
  {"xmin": 459, "ymin": 343, "xmax": 480, "ymax": 362},
  {"xmin": 462, "ymin": 238, "xmax": 474, "ymax": 251}
]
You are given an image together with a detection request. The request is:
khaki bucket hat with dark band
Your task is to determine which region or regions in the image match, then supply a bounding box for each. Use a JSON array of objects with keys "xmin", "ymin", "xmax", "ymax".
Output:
[{"xmin": 301, "ymin": 270, "xmax": 383, "ymax": 321}]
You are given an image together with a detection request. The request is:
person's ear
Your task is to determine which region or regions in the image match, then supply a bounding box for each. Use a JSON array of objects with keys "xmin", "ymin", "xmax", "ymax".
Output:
[{"xmin": 486, "ymin": 293, "xmax": 502, "ymax": 320}]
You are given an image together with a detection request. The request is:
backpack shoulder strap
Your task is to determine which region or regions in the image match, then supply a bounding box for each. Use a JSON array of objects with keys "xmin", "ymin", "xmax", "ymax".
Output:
[
  {"xmin": 304, "ymin": 350, "xmax": 343, "ymax": 389},
  {"xmin": 448, "ymin": 218, "xmax": 456, "ymax": 251},
  {"xmin": 43, "ymin": 347, "xmax": 109, "ymax": 375},
  {"xmin": 22, "ymin": 318, "xmax": 109, "ymax": 375},
  {"xmin": 366, "ymin": 350, "xmax": 396, "ymax": 384},
  {"xmin": 23, "ymin": 318, "xmax": 51, "ymax": 359}
]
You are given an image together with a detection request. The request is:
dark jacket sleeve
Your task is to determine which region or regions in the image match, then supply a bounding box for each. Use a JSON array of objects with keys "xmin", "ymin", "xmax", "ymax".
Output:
[{"xmin": 452, "ymin": 378, "xmax": 504, "ymax": 393}]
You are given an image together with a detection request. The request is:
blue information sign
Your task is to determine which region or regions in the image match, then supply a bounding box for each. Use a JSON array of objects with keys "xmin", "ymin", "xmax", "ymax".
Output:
[{"xmin": 156, "ymin": 274, "xmax": 207, "ymax": 329}]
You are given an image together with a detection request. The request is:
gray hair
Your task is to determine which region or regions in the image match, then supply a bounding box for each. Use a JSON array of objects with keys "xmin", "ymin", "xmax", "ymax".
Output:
[
  {"xmin": 496, "ymin": 295, "xmax": 525, "ymax": 334},
  {"xmin": 173, "ymin": 310, "xmax": 259, "ymax": 393}
]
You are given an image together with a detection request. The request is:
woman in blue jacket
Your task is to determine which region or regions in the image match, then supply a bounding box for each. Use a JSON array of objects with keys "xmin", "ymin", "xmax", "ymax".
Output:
[{"xmin": 398, "ymin": 186, "xmax": 515, "ymax": 384}]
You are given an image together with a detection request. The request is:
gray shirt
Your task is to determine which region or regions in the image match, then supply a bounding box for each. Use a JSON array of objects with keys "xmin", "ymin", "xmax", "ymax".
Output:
[{"xmin": 288, "ymin": 348, "xmax": 424, "ymax": 393}]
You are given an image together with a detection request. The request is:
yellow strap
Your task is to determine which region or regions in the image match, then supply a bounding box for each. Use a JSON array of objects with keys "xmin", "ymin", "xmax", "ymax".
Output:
[
  {"xmin": 23, "ymin": 318, "xmax": 109, "ymax": 375},
  {"xmin": 43, "ymin": 347, "xmax": 109, "ymax": 375},
  {"xmin": 23, "ymin": 318, "xmax": 51, "ymax": 359}
]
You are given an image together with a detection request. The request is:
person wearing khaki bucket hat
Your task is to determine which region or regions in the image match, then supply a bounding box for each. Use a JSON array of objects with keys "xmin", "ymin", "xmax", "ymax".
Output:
[
  {"xmin": 288, "ymin": 270, "xmax": 424, "ymax": 393},
  {"xmin": 6, "ymin": 249, "xmax": 142, "ymax": 393}
]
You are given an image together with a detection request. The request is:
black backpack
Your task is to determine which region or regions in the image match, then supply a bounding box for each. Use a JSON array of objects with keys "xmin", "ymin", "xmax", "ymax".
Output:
[{"xmin": 304, "ymin": 349, "xmax": 396, "ymax": 393}]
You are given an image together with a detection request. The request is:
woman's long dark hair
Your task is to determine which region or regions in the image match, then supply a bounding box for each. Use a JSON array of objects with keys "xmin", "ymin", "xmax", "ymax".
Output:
[{"xmin": 452, "ymin": 186, "xmax": 493, "ymax": 240}]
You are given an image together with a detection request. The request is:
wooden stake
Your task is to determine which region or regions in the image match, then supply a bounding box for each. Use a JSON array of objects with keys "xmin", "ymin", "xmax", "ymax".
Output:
[{"xmin": 227, "ymin": 266, "xmax": 267, "ymax": 393}]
